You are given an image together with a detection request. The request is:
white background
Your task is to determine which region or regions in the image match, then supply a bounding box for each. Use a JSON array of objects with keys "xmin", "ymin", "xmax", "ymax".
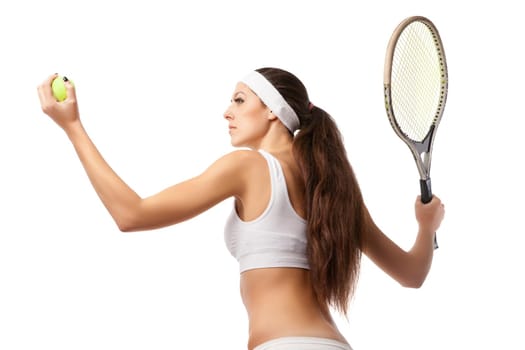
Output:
[{"xmin": 1, "ymin": 0, "xmax": 523, "ymax": 349}]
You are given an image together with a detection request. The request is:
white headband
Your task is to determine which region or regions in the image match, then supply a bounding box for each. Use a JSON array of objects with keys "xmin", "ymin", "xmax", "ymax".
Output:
[{"xmin": 241, "ymin": 71, "xmax": 300, "ymax": 132}]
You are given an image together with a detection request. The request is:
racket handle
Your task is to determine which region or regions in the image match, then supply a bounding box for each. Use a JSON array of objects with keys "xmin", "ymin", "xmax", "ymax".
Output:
[{"xmin": 420, "ymin": 179, "xmax": 439, "ymax": 249}]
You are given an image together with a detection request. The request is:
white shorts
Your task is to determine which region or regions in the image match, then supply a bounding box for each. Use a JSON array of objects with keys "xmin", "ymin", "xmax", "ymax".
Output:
[{"xmin": 253, "ymin": 337, "xmax": 353, "ymax": 350}]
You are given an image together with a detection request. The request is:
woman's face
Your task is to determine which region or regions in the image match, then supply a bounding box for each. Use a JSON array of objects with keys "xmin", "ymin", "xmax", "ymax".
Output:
[{"xmin": 224, "ymin": 82, "xmax": 273, "ymax": 148}]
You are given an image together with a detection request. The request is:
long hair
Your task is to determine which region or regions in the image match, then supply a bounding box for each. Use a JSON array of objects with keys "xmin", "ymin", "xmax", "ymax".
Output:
[{"xmin": 257, "ymin": 67, "xmax": 365, "ymax": 315}]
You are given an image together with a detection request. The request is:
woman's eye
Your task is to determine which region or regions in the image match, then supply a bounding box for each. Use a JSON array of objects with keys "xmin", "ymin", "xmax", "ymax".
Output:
[{"xmin": 234, "ymin": 98, "xmax": 244, "ymax": 104}]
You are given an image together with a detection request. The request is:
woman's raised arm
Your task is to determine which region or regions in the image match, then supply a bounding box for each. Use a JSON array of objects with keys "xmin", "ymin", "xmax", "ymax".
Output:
[{"xmin": 37, "ymin": 74, "xmax": 251, "ymax": 232}]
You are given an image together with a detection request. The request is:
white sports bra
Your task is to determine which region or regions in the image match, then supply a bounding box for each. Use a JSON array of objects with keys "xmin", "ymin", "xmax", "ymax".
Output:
[{"xmin": 223, "ymin": 150, "xmax": 309, "ymax": 273}]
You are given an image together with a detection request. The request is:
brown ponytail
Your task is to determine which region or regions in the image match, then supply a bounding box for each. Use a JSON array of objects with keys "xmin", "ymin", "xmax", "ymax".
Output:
[
  {"xmin": 257, "ymin": 68, "xmax": 365, "ymax": 315},
  {"xmin": 295, "ymin": 105, "xmax": 365, "ymax": 315}
]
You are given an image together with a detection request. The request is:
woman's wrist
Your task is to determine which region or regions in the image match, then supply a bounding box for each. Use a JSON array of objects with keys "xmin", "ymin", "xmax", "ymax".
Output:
[{"xmin": 63, "ymin": 119, "xmax": 85, "ymax": 141}]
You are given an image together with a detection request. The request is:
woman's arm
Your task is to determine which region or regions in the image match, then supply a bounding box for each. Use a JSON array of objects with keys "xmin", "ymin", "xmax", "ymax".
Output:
[
  {"xmin": 37, "ymin": 74, "xmax": 249, "ymax": 232},
  {"xmin": 67, "ymin": 121, "xmax": 249, "ymax": 231},
  {"xmin": 361, "ymin": 196, "xmax": 445, "ymax": 288}
]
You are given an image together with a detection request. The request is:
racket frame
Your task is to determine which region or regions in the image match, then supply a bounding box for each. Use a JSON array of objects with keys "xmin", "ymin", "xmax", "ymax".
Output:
[
  {"xmin": 384, "ymin": 16, "xmax": 448, "ymax": 183},
  {"xmin": 383, "ymin": 16, "xmax": 448, "ymax": 248}
]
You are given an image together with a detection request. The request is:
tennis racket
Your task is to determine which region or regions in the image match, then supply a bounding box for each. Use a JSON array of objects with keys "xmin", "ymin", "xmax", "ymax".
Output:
[{"xmin": 383, "ymin": 16, "xmax": 448, "ymax": 249}]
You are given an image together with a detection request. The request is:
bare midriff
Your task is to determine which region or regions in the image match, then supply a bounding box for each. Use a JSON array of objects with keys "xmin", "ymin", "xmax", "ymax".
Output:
[{"xmin": 240, "ymin": 267, "xmax": 349, "ymax": 350}]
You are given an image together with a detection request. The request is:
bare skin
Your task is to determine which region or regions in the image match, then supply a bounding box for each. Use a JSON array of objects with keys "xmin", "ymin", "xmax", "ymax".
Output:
[{"xmin": 37, "ymin": 75, "xmax": 445, "ymax": 350}]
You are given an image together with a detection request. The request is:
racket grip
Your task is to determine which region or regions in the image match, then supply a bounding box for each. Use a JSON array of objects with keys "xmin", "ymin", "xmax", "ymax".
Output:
[
  {"xmin": 420, "ymin": 179, "xmax": 439, "ymax": 249},
  {"xmin": 420, "ymin": 178, "xmax": 432, "ymax": 203}
]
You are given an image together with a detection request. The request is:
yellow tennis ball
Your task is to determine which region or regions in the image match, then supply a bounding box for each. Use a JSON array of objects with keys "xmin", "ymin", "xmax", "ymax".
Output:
[{"xmin": 51, "ymin": 76, "xmax": 74, "ymax": 102}]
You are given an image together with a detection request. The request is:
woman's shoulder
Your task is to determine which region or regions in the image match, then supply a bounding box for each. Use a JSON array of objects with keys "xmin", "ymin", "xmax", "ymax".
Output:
[
  {"xmin": 218, "ymin": 149, "xmax": 265, "ymax": 166},
  {"xmin": 204, "ymin": 150, "xmax": 268, "ymax": 198},
  {"xmin": 208, "ymin": 149, "xmax": 266, "ymax": 177}
]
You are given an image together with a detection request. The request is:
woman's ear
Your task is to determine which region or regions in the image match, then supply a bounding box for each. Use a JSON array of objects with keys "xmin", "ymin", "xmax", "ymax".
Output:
[{"xmin": 267, "ymin": 110, "xmax": 278, "ymax": 121}]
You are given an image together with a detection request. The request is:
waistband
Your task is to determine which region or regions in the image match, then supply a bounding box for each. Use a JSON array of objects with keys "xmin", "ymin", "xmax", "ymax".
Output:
[{"xmin": 253, "ymin": 336, "xmax": 353, "ymax": 350}]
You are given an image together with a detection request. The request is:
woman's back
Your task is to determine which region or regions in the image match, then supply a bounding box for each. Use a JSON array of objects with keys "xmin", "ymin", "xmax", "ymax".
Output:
[
  {"xmin": 241, "ymin": 268, "xmax": 346, "ymax": 349},
  {"xmin": 227, "ymin": 149, "xmax": 348, "ymax": 349}
]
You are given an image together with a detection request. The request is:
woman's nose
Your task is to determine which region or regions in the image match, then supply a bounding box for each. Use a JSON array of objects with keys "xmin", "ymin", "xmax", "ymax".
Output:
[{"xmin": 223, "ymin": 107, "xmax": 233, "ymax": 120}]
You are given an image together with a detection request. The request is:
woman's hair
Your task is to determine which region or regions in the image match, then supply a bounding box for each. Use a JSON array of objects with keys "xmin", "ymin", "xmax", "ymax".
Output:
[{"xmin": 257, "ymin": 67, "xmax": 366, "ymax": 315}]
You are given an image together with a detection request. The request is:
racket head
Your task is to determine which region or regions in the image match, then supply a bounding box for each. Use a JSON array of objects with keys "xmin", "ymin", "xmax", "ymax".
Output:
[{"xmin": 383, "ymin": 16, "xmax": 448, "ymax": 179}]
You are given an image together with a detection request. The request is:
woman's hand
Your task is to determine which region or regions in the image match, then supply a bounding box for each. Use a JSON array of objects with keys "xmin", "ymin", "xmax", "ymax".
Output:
[
  {"xmin": 415, "ymin": 195, "xmax": 445, "ymax": 235},
  {"xmin": 37, "ymin": 74, "xmax": 80, "ymax": 131}
]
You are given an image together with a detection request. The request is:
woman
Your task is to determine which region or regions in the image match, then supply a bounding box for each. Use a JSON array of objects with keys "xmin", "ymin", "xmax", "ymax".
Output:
[{"xmin": 37, "ymin": 68, "xmax": 445, "ymax": 350}]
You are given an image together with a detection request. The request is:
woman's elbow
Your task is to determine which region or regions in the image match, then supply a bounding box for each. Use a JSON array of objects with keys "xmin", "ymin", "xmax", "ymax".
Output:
[
  {"xmin": 118, "ymin": 222, "xmax": 134, "ymax": 232},
  {"xmin": 401, "ymin": 279, "xmax": 424, "ymax": 289},
  {"xmin": 114, "ymin": 210, "xmax": 142, "ymax": 232},
  {"xmin": 399, "ymin": 271, "xmax": 428, "ymax": 289},
  {"xmin": 116, "ymin": 219, "xmax": 137, "ymax": 232}
]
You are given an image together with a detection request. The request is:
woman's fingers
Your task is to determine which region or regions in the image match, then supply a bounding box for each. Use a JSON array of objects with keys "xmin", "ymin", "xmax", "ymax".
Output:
[
  {"xmin": 63, "ymin": 78, "xmax": 77, "ymax": 102},
  {"xmin": 37, "ymin": 73, "xmax": 59, "ymax": 111}
]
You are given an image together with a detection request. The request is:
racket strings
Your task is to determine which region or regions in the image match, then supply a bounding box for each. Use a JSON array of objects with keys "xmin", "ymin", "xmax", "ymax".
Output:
[{"xmin": 391, "ymin": 21, "xmax": 446, "ymax": 142}]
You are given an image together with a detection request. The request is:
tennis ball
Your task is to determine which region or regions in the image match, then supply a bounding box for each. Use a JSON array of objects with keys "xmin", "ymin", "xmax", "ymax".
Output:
[{"xmin": 51, "ymin": 76, "xmax": 74, "ymax": 102}]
